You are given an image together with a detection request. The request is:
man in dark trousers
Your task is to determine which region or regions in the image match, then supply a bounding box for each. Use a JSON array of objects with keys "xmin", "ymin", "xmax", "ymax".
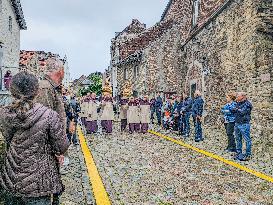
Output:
[
  {"xmin": 181, "ymin": 93, "xmax": 193, "ymax": 138},
  {"xmin": 155, "ymin": 92, "xmax": 163, "ymax": 125},
  {"xmin": 192, "ymin": 90, "xmax": 204, "ymax": 142},
  {"xmin": 232, "ymin": 92, "xmax": 253, "ymax": 161}
]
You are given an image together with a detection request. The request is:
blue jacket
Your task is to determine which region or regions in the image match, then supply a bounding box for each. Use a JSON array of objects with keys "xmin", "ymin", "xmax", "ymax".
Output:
[
  {"xmin": 192, "ymin": 96, "xmax": 204, "ymax": 117},
  {"xmin": 176, "ymin": 102, "xmax": 183, "ymax": 114},
  {"xmin": 181, "ymin": 97, "xmax": 193, "ymax": 113},
  {"xmin": 232, "ymin": 100, "xmax": 253, "ymax": 124},
  {"xmin": 155, "ymin": 97, "xmax": 163, "ymax": 109},
  {"xmin": 221, "ymin": 102, "xmax": 236, "ymax": 123}
]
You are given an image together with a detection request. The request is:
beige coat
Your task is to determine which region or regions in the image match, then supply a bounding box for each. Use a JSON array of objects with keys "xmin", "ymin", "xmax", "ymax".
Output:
[
  {"xmin": 86, "ymin": 101, "xmax": 98, "ymax": 121},
  {"xmin": 120, "ymin": 104, "xmax": 129, "ymax": 120},
  {"xmin": 80, "ymin": 101, "xmax": 89, "ymax": 118},
  {"xmin": 127, "ymin": 105, "xmax": 140, "ymax": 124},
  {"xmin": 140, "ymin": 104, "xmax": 151, "ymax": 124},
  {"xmin": 101, "ymin": 101, "xmax": 114, "ymax": 121}
]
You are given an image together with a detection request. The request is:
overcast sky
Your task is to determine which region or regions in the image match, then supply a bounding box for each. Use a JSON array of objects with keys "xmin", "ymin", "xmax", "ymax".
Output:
[{"xmin": 20, "ymin": 0, "xmax": 168, "ymax": 79}]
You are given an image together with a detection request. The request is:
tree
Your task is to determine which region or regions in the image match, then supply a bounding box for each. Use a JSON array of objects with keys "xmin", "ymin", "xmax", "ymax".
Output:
[{"xmin": 78, "ymin": 72, "xmax": 102, "ymax": 96}]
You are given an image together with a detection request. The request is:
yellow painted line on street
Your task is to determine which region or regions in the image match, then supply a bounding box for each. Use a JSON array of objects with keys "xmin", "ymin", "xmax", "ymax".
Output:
[
  {"xmin": 148, "ymin": 130, "xmax": 273, "ymax": 183},
  {"xmin": 77, "ymin": 126, "xmax": 112, "ymax": 205}
]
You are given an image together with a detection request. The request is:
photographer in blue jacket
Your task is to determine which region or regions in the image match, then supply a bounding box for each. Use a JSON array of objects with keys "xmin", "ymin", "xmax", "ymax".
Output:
[{"xmin": 231, "ymin": 92, "xmax": 253, "ymax": 161}]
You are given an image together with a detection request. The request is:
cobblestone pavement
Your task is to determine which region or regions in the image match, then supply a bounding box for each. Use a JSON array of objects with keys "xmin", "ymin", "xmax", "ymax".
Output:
[
  {"xmin": 60, "ymin": 145, "xmax": 94, "ymax": 205},
  {"xmin": 86, "ymin": 122, "xmax": 272, "ymax": 205},
  {"xmin": 154, "ymin": 123, "xmax": 273, "ymax": 177}
]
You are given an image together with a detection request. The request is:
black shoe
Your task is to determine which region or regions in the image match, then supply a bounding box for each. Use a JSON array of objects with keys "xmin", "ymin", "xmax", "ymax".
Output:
[
  {"xmin": 195, "ymin": 139, "xmax": 201, "ymax": 142},
  {"xmin": 240, "ymin": 154, "xmax": 251, "ymax": 161}
]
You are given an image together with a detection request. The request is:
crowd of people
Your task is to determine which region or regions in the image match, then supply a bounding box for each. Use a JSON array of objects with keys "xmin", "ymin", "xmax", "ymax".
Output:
[
  {"xmin": 79, "ymin": 81, "xmax": 253, "ymax": 163},
  {"xmin": 0, "ymin": 63, "xmax": 253, "ymax": 204}
]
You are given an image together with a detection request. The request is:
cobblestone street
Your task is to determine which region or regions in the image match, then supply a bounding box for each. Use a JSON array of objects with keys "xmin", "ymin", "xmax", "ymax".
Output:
[{"xmin": 67, "ymin": 122, "xmax": 273, "ymax": 205}]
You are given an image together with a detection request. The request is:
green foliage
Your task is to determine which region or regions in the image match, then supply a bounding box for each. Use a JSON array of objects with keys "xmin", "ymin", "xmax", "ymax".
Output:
[{"xmin": 78, "ymin": 72, "xmax": 102, "ymax": 96}]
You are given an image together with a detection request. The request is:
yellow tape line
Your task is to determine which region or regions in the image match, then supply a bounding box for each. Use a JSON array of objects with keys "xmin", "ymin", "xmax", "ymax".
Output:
[
  {"xmin": 78, "ymin": 127, "xmax": 112, "ymax": 205},
  {"xmin": 148, "ymin": 130, "xmax": 273, "ymax": 183}
]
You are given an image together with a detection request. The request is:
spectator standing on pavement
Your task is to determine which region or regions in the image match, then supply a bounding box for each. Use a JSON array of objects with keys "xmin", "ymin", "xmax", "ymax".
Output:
[
  {"xmin": 181, "ymin": 93, "xmax": 193, "ymax": 138},
  {"xmin": 139, "ymin": 95, "xmax": 151, "ymax": 134},
  {"xmin": 232, "ymin": 92, "xmax": 253, "ymax": 161},
  {"xmin": 192, "ymin": 90, "xmax": 204, "ymax": 142},
  {"xmin": 85, "ymin": 93, "xmax": 99, "ymax": 134},
  {"xmin": 0, "ymin": 72, "xmax": 69, "ymax": 205},
  {"xmin": 175, "ymin": 96, "xmax": 183, "ymax": 134},
  {"xmin": 34, "ymin": 60, "xmax": 66, "ymax": 205},
  {"xmin": 221, "ymin": 93, "xmax": 237, "ymax": 152},
  {"xmin": 155, "ymin": 93, "xmax": 163, "ymax": 125},
  {"xmin": 150, "ymin": 96, "xmax": 156, "ymax": 124}
]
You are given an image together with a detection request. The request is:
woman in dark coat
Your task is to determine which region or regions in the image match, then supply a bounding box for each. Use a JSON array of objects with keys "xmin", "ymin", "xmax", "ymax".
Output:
[{"xmin": 0, "ymin": 72, "xmax": 69, "ymax": 205}]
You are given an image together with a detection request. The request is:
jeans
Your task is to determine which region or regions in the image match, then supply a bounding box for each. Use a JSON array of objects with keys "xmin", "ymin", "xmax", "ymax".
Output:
[
  {"xmin": 193, "ymin": 117, "xmax": 203, "ymax": 141},
  {"xmin": 235, "ymin": 123, "xmax": 252, "ymax": 156},
  {"xmin": 224, "ymin": 122, "xmax": 236, "ymax": 151},
  {"xmin": 182, "ymin": 112, "xmax": 191, "ymax": 136}
]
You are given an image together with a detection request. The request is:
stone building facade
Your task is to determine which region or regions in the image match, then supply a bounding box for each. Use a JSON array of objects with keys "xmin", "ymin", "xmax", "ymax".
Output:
[
  {"xmin": 0, "ymin": 0, "xmax": 26, "ymax": 91},
  {"xmin": 109, "ymin": 0, "xmax": 273, "ymax": 140}
]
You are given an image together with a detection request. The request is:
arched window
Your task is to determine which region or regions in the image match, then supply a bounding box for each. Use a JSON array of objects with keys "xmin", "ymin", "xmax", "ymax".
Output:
[{"xmin": 192, "ymin": 0, "xmax": 200, "ymax": 27}]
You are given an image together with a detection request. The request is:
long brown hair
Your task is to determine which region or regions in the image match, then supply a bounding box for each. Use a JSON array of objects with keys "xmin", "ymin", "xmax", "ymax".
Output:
[{"xmin": 9, "ymin": 72, "xmax": 39, "ymax": 118}]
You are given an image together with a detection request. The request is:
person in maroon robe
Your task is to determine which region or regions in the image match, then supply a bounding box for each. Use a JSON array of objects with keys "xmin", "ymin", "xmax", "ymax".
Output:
[
  {"xmin": 85, "ymin": 93, "xmax": 98, "ymax": 134},
  {"xmin": 139, "ymin": 96, "xmax": 151, "ymax": 134},
  {"xmin": 119, "ymin": 96, "xmax": 129, "ymax": 132},
  {"xmin": 100, "ymin": 93, "xmax": 115, "ymax": 134},
  {"xmin": 127, "ymin": 97, "xmax": 141, "ymax": 134}
]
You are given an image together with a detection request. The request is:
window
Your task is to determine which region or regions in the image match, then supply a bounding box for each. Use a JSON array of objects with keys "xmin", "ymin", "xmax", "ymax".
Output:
[
  {"xmin": 124, "ymin": 68, "xmax": 128, "ymax": 80},
  {"xmin": 133, "ymin": 65, "xmax": 139, "ymax": 78},
  {"xmin": 190, "ymin": 83, "xmax": 197, "ymax": 98},
  {"xmin": 9, "ymin": 16, "xmax": 12, "ymax": 32},
  {"xmin": 192, "ymin": 0, "xmax": 200, "ymax": 27}
]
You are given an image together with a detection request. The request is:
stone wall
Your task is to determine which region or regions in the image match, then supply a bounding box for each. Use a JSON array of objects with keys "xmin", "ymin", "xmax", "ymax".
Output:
[
  {"xmin": 180, "ymin": 0, "xmax": 273, "ymax": 141},
  {"xmin": 109, "ymin": 0, "xmax": 273, "ymax": 142},
  {"xmin": 0, "ymin": 0, "xmax": 21, "ymax": 74}
]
